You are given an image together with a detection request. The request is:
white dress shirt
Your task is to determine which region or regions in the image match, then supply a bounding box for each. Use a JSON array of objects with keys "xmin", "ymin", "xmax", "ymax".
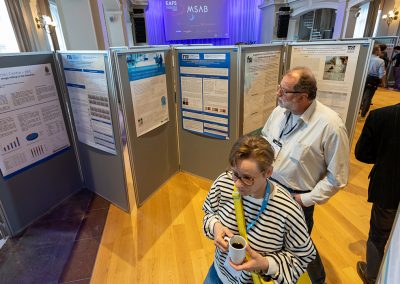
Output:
[{"xmin": 261, "ymin": 100, "xmax": 349, "ymax": 207}]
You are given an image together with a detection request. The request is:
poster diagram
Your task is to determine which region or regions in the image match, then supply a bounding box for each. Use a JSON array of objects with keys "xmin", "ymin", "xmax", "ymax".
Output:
[
  {"xmin": 0, "ymin": 64, "xmax": 70, "ymax": 177},
  {"xmin": 179, "ymin": 52, "xmax": 230, "ymax": 140},
  {"xmin": 243, "ymin": 50, "xmax": 280, "ymax": 134},
  {"xmin": 61, "ymin": 53, "xmax": 116, "ymax": 154},
  {"xmin": 127, "ymin": 52, "xmax": 169, "ymax": 137},
  {"xmin": 290, "ymin": 45, "xmax": 360, "ymax": 122}
]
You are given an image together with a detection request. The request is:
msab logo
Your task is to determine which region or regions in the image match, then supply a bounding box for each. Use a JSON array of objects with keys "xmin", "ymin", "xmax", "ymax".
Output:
[{"xmin": 187, "ymin": 5, "xmax": 208, "ymax": 13}]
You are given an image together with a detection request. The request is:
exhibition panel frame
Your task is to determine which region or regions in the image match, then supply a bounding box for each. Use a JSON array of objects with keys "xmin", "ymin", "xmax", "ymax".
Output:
[
  {"xmin": 0, "ymin": 52, "xmax": 82, "ymax": 235},
  {"xmin": 57, "ymin": 51, "xmax": 130, "ymax": 211},
  {"xmin": 286, "ymin": 40, "xmax": 372, "ymax": 144},
  {"xmin": 174, "ymin": 46, "xmax": 239, "ymax": 180},
  {"xmin": 114, "ymin": 47, "xmax": 179, "ymax": 206}
]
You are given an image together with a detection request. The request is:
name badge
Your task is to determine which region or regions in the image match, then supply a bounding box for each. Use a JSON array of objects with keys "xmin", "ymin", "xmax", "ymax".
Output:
[{"xmin": 272, "ymin": 139, "xmax": 282, "ymax": 159}]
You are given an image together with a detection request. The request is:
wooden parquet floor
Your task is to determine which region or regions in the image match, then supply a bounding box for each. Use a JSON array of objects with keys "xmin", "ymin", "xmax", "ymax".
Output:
[{"xmin": 91, "ymin": 88, "xmax": 400, "ymax": 284}]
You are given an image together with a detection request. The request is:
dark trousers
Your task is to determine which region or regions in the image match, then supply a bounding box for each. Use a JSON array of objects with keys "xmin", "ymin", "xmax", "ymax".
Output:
[
  {"xmin": 394, "ymin": 66, "xmax": 400, "ymax": 89},
  {"xmin": 365, "ymin": 203, "xmax": 397, "ymax": 282},
  {"xmin": 302, "ymin": 206, "xmax": 326, "ymax": 284},
  {"xmin": 360, "ymin": 76, "xmax": 380, "ymax": 117}
]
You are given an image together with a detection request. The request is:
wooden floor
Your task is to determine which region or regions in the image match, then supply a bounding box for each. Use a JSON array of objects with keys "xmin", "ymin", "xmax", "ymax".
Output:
[{"xmin": 91, "ymin": 89, "xmax": 400, "ymax": 284}]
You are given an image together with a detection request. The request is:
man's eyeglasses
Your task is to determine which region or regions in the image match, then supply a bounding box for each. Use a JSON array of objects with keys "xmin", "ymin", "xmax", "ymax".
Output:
[
  {"xmin": 227, "ymin": 170, "xmax": 256, "ymax": 186},
  {"xmin": 277, "ymin": 85, "xmax": 304, "ymax": 96}
]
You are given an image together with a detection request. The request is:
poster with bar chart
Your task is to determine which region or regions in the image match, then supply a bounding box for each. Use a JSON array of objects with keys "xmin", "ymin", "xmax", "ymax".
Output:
[
  {"xmin": 61, "ymin": 53, "xmax": 116, "ymax": 154},
  {"xmin": 0, "ymin": 64, "xmax": 70, "ymax": 178}
]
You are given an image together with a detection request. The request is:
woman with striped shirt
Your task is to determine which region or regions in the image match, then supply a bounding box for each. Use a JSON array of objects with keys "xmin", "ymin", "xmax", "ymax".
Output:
[{"xmin": 203, "ymin": 135, "xmax": 316, "ymax": 284}]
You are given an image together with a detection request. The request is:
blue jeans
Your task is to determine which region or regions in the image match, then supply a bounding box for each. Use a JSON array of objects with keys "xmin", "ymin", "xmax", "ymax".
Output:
[{"xmin": 204, "ymin": 263, "xmax": 223, "ymax": 284}]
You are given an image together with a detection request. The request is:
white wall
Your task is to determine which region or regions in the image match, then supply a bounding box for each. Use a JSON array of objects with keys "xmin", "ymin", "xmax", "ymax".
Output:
[{"xmin": 55, "ymin": 0, "xmax": 99, "ymax": 49}]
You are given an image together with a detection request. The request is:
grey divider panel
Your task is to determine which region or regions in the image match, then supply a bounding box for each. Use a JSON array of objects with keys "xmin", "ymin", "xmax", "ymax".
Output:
[
  {"xmin": 0, "ymin": 52, "xmax": 82, "ymax": 236},
  {"xmin": 286, "ymin": 40, "xmax": 371, "ymax": 144},
  {"xmin": 114, "ymin": 47, "xmax": 179, "ymax": 206},
  {"xmin": 175, "ymin": 46, "xmax": 239, "ymax": 180},
  {"xmin": 238, "ymin": 44, "xmax": 285, "ymax": 135},
  {"xmin": 57, "ymin": 51, "xmax": 130, "ymax": 211}
]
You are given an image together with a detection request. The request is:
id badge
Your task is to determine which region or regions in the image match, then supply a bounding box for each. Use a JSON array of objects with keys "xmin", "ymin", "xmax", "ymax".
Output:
[{"xmin": 271, "ymin": 139, "xmax": 282, "ymax": 159}]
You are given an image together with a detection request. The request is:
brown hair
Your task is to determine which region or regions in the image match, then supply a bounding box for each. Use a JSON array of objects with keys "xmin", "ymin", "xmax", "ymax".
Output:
[
  {"xmin": 229, "ymin": 135, "xmax": 274, "ymax": 172},
  {"xmin": 286, "ymin": 67, "xmax": 318, "ymax": 100}
]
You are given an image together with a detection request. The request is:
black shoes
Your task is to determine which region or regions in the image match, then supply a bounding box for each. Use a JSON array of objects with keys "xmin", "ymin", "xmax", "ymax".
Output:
[{"xmin": 356, "ymin": 261, "xmax": 374, "ymax": 284}]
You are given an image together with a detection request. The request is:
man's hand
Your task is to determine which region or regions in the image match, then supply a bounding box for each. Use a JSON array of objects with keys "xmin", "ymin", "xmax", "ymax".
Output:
[
  {"xmin": 229, "ymin": 245, "xmax": 269, "ymax": 272},
  {"xmin": 293, "ymin": 193, "xmax": 305, "ymax": 207},
  {"xmin": 213, "ymin": 222, "xmax": 233, "ymax": 252}
]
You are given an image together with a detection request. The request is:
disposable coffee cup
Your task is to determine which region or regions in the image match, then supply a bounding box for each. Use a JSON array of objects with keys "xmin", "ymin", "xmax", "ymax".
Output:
[{"xmin": 224, "ymin": 235, "xmax": 247, "ymax": 264}]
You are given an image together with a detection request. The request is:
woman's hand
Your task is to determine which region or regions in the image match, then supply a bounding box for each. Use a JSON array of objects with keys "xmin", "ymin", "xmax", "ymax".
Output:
[
  {"xmin": 229, "ymin": 245, "xmax": 269, "ymax": 272},
  {"xmin": 213, "ymin": 222, "xmax": 233, "ymax": 252}
]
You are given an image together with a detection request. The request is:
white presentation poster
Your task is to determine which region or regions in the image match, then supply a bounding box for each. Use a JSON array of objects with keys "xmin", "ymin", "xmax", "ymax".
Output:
[
  {"xmin": 290, "ymin": 44, "xmax": 361, "ymax": 122},
  {"xmin": 243, "ymin": 50, "xmax": 280, "ymax": 134},
  {"xmin": 127, "ymin": 52, "xmax": 169, "ymax": 137},
  {"xmin": 179, "ymin": 52, "xmax": 230, "ymax": 140},
  {"xmin": 62, "ymin": 53, "xmax": 116, "ymax": 154},
  {"xmin": 0, "ymin": 64, "xmax": 70, "ymax": 177}
]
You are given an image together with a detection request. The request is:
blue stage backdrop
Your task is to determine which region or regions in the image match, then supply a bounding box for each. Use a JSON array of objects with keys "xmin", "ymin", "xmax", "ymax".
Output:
[{"xmin": 145, "ymin": 0, "xmax": 263, "ymax": 45}]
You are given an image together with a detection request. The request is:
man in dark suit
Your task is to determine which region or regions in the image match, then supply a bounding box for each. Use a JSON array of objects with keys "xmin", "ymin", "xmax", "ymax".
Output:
[{"xmin": 355, "ymin": 103, "xmax": 400, "ymax": 284}]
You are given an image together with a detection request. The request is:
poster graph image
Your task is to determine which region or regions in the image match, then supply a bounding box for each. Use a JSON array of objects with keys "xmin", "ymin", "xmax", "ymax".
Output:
[{"xmin": 2, "ymin": 137, "xmax": 21, "ymax": 153}]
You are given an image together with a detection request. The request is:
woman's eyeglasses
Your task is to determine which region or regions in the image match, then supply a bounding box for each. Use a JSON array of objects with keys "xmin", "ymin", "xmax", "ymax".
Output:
[{"xmin": 227, "ymin": 170, "xmax": 256, "ymax": 186}]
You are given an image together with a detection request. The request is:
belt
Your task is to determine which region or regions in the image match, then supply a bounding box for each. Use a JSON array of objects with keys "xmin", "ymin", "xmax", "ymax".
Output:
[{"xmin": 269, "ymin": 177, "xmax": 311, "ymax": 194}]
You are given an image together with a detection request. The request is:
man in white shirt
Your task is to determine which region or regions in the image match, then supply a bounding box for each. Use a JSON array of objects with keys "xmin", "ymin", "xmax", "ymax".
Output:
[{"xmin": 262, "ymin": 67, "xmax": 350, "ymax": 284}]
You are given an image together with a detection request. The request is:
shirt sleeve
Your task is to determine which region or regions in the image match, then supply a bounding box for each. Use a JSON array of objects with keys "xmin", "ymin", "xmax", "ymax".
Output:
[
  {"xmin": 378, "ymin": 59, "xmax": 386, "ymax": 78},
  {"xmin": 301, "ymin": 122, "xmax": 350, "ymax": 207},
  {"xmin": 263, "ymin": 204, "xmax": 316, "ymax": 284},
  {"xmin": 202, "ymin": 176, "xmax": 223, "ymax": 239}
]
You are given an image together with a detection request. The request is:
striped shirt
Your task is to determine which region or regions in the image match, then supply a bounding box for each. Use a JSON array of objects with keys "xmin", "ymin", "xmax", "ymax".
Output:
[{"xmin": 203, "ymin": 172, "xmax": 316, "ymax": 284}]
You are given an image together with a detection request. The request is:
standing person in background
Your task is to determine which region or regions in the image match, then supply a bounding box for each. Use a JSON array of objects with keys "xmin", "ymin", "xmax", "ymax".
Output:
[
  {"xmin": 391, "ymin": 46, "xmax": 400, "ymax": 90},
  {"xmin": 360, "ymin": 45, "xmax": 386, "ymax": 118},
  {"xmin": 378, "ymin": 44, "xmax": 388, "ymax": 88},
  {"xmin": 261, "ymin": 67, "xmax": 350, "ymax": 284},
  {"xmin": 355, "ymin": 103, "xmax": 400, "ymax": 284}
]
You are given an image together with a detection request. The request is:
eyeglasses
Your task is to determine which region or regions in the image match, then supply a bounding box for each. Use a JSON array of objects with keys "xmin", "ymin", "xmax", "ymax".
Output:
[
  {"xmin": 227, "ymin": 170, "xmax": 257, "ymax": 186},
  {"xmin": 277, "ymin": 85, "xmax": 304, "ymax": 96}
]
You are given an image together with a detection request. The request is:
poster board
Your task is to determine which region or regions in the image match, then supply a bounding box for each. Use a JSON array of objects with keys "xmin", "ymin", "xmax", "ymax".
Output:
[
  {"xmin": 238, "ymin": 44, "xmax": 285, "ymax": 135},
  {"xmin": 175, "ymin": 46, "xmax": 239, "ymax": 180},
  {"xmin": 114, "ymin": 47, "xmax": 179, "ymax": 206},
  {"xmin": 58, "ymin": 51, "xmax": 130, "ymax": 211},
  {"xmin": 287, "ymin": 41, "xmax": 371, "ymax": 144},
  {"xmin": 0, "ymin": 52, "xmax": 82, "ymax": 236},
  {"xmin": 0, "ymin": 63, "xmax": 71, "ymax": 178}
]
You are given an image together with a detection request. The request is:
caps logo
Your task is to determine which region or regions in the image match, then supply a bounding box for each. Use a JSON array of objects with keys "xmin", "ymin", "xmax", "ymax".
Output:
[{"xmin": 165, "ymin": 1, "xmax": 177, "ymax": 11}]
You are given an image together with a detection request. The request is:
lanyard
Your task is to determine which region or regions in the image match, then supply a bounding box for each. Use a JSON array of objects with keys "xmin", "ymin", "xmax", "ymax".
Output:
[
  {"xmin": 279, "ymin": 112, "xmax": 298, "ymax": 139},
  {"xmin": 246, "ymin": 181, "xmax": 271, "ymax": 233}
]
